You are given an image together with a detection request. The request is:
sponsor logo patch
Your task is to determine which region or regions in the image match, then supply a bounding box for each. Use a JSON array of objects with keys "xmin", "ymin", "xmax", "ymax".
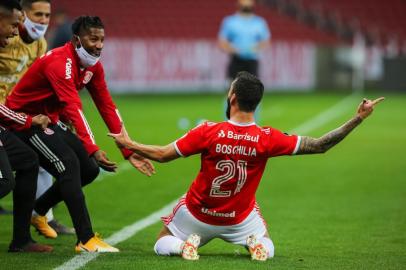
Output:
[{"xmin": 65, "ymin": 58, "xmax": 72, "ymax": 79}]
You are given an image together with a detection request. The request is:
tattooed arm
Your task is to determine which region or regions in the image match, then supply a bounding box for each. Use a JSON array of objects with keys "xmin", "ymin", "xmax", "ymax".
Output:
[
  {"xmin": 297, "ymin": 116, "xmax": 363, "ymax": 154},
  {"xmin": 296, "ymin": 97, "xmax": 384, "ymax": 155}
]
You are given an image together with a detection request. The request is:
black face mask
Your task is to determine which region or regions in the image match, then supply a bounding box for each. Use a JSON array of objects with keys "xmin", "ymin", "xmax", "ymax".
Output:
[
  {"xmin": 226, "ymin": 98, "xmax": 231, "ymax": 120},
  {"xmin": 240, "ymin": 6, "xmax": 254, "ymax": 13}
]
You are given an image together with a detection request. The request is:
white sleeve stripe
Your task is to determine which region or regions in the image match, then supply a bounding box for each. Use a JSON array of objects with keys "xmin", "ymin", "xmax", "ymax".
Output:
[
  {"xmin": 78, "ymin": 109, "xmax": 96, "ymax": 144},
  {"xmin": 0, "ymin": 105, "xmax": 26, "ymax": 124},
  {"xmin": 115, "ymin": 109, "xmax": 123, "ymax": 124},
  {"xmin": 0, "ymin": 105, "xmax": 26, "ymax": 121},
  {"xmin": 292, "ymin": 136, "xmax": 301, "ymax": 155},
  {"xmin": 173, "ymin": 141, "xmax": 184, "ymax": 157}
]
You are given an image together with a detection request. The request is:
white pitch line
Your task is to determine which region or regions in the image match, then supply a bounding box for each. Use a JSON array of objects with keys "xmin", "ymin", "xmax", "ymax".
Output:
[
  {"xmin": 54, "ymin": 199, "xmax": 178, "ymax": 270},
  {"xmin": 54, "ymin": 94, "xmax": 358, "ymax": 270}
]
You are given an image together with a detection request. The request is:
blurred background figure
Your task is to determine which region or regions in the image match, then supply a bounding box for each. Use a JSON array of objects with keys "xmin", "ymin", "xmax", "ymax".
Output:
[
  {"xmin": 218, "ymin": 0, "xmax": 270, "ymax": 81},
  {"xmin": 47, "ymin": 9, "xmax": 72, "ymax": 49}
]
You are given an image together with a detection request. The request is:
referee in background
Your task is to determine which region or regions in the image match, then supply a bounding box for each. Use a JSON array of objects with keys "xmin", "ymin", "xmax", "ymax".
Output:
[{"xmin": 218, "ymin": 0, "xmax": 271, "ymax": 80}]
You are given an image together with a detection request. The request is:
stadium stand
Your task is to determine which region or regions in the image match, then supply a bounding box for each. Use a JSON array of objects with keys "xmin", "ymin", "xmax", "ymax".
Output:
[
  {"xmin": 54, "ymin": 0, "xmax": 339, "ymax": 44},
  {"xmin": 279, "ymin": 0, "xmax": 406, "ymax": 47}
]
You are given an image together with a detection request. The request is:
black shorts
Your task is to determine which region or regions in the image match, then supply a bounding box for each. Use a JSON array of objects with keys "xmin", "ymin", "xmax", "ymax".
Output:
[
  {"xmin": 227, "ymin": 55, "xmax": 259, "ymax": 80},
  {"xmin": 14, "ymin": 123, "xmax": 99, "ymax": 242},
  {"xmin": 0, "ymin": 127, "xmax": 38, "ymax": 199}
]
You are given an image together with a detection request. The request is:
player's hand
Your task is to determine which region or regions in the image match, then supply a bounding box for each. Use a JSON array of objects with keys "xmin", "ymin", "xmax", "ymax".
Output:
[
  {"xmin": 107, "ymin": 127, "xmax": 133, "ymax": 149},
  {"xmin": 128, "ymin": 153, "xmax": 156, "ymax": 177},
  {"xmin": 32, "ymin": 114, "xmax": 51, "ymax": 130},
  {"xmin": 93, "ymin": 150, "xmax": 117, "ymax": 172},
  {"xmin": 357, "ymin": 97, "xmax": 385, "ymax": 120}
]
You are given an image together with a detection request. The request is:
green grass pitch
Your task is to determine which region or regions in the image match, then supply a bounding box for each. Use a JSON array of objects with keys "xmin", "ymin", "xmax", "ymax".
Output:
[{"xmin": 0, "ymin": 92, "xmax": 405, "ymax": 270}]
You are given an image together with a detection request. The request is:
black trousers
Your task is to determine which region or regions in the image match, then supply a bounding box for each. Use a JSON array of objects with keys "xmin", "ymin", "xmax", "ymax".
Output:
[
  {"xmin": 14, "ymin": 123, "xmax": 100, "ymax": 243},
  {"xmin": 0, "ymin": 128, "xmax": 39, "ymax": 247},
  {"xmin": 227, "ymin": 54, "xmax": 259, "ymax": 80}
]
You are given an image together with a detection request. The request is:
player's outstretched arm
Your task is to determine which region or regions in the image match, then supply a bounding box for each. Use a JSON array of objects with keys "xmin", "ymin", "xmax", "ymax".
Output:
[
  {"xmin": 296, "ymin": 97, "xmax": 384, "ymax": 155},
  {"xmin": 108, "ymin": 127, "xmax": 180, "ymax": 163},
  {"xmin": 127, "ymin": 142, "xmax": 179, "ymax": 163}
]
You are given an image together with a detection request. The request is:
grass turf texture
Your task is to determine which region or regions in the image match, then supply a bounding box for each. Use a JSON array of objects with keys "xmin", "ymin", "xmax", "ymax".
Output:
[{"xmin": 0, "ymin": 93, "xmax": 404, "ymax": 270}]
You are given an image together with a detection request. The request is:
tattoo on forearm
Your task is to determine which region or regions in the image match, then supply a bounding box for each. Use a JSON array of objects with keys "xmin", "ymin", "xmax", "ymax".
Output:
[{"xmin": 297, "ymin": 116, "xmax": 363, "ymax": 155}]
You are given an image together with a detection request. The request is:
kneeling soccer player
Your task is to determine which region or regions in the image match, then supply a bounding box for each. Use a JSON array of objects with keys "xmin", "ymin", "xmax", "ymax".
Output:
[{"xmin": 109, "ymin": 71, "xmax": 384, "ymax": 261}]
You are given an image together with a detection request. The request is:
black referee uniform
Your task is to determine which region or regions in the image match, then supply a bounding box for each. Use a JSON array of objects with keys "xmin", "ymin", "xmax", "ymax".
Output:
[{"xmin": 227, "ymin": 54, "xmax": 259, "ymax": 80}]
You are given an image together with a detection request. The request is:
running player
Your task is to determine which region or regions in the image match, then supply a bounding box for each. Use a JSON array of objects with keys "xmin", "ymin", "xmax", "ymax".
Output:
[
  {"xmin": 109, "ymin": 71, "xmax": 384, "ymax": 261},
  {"xmin": 0, "ymin": 0, "xmax": 73, "ymax": 234}
]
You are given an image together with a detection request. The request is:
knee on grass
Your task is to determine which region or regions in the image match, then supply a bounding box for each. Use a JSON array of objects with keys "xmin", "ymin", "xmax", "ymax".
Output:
[{"xmin": 154, "ymin": 235, "xmax": 183, "ymax": 256}]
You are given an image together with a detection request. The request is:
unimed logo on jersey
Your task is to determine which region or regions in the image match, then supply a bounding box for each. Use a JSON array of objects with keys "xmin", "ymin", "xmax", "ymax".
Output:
[{"xmin": 65, "ymin": 58, "xmax": 72, "ymax": 79}]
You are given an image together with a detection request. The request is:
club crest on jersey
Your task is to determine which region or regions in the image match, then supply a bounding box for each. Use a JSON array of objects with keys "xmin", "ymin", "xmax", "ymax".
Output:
[
  {"xmin": 82, "ymin": 71, "xmax": 93, "ymax": 84},
  {"xmin": 65, "ymin": 58, "xmax": 72, "ymax": 79},
  {"xmin": 261, "ymin": 128, "xmax": 271, "ymax": 135},
  {"xmin": 44, "ymin": 128, "xmax": 54, "ymax": 135}
]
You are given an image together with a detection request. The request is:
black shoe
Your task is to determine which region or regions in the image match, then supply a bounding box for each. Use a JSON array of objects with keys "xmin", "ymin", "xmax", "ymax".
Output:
[
  {"xmin": 9, "ymin": 240, "xmax": 53, "ymax": 252},
  {"xmin": 48, "ymin": 219, "xmax": 75, "ymax": 235},
  {"xmin": 0, "ymin": 205, "xmax": 12, "ymax": 215}
]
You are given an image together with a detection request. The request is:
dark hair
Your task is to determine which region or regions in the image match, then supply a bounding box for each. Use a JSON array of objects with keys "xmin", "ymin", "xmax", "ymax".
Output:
[
  {"xmin": 0, "ymin": 0, "xmax": 22, "ymax": 12},
  {"xmin": 232, "ymin": 71, "xmax": 264, "ymax": 112},
  {"xmin": 21, "ymin": 0, "xmax": 51, "ymax": 9},
  {"xmin": 71, "ymin": 16, "xmax": 104, "ymax": 36}
]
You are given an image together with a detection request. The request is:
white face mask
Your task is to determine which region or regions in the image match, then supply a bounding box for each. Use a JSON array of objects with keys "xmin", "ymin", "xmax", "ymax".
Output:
[
  {"xmin": 74, "ymin": 36, "xmax": 101, "ymax": 68},
  {"xmin": 23, "ymin": 15, "xmax": 48, "ymax": 40}
]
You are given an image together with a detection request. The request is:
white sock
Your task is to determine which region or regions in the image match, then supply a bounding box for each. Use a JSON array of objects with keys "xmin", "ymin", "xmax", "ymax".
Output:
[
  {"xmin": 154, "ymin": 235, "xmax": 184, "ymax": 256},
  {"xmin": 33, "ymin": 168, "xmax": 54, "ymax": 221},
  {"xmin": 259, "ymin": 237, "xmax": 275, "ymax": 258}
]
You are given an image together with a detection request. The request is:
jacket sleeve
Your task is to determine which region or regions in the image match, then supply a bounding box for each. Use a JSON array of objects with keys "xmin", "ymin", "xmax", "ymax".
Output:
[
  {"xmin": 0, "ymin": 104, "xmax": 33, "ymax": 131},
  {"xmin": 86, "ymin": 63, "xmax": 133, "ymax": 159},
  {"xmin": 44, "ymin": 57, "xmax": 100, "ymax": 156}
]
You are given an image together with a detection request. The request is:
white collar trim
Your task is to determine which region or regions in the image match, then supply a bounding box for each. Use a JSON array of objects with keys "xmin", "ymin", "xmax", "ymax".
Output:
[{"xmin": 227, "ymin": 120, "xmax": 256, "ymax": 127}]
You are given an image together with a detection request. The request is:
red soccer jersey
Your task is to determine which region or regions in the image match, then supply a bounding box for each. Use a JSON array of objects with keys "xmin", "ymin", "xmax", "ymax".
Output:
[
  {"xmin": 5, "ymin": 42, "xmax": 132, "ymax": 158},
  {"xmin": 174, "ymin": 120, "xmax": 301, "ymax": 226}
]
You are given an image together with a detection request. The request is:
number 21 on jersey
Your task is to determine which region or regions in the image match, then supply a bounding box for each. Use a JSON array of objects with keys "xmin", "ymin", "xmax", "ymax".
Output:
[{"xmin": 210, "ymin": 160, "xmax": 248, "ymax": 197}]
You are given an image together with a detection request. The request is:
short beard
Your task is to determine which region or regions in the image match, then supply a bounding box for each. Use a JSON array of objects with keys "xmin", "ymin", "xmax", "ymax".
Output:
[
  {"xmin": 240, "ymin": 7, "xmax": 254, "ymax": 13},
  {"xmin": 226, "ymin": 98, "xmax": 231, "ymax": 120}
]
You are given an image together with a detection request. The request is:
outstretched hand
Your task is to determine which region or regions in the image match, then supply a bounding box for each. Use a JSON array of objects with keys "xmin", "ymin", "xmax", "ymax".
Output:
[
  {"xmin": 93, "ymin": 150, "xmax": 117, "ymax": 172},
  {"xmin": 107, "ymin": 127, "xmax": 133, "ymax": 149},
  {"xmin": 128, "ymin": 153, "xmax": 156, "ymax": 177},
  {"xmin": 108, "ymin": 127, "xmax": 156, "ymax": 176},
  {"xmin": 357, "ymin": 97, "xmax": 385, "ymax": 120}
]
